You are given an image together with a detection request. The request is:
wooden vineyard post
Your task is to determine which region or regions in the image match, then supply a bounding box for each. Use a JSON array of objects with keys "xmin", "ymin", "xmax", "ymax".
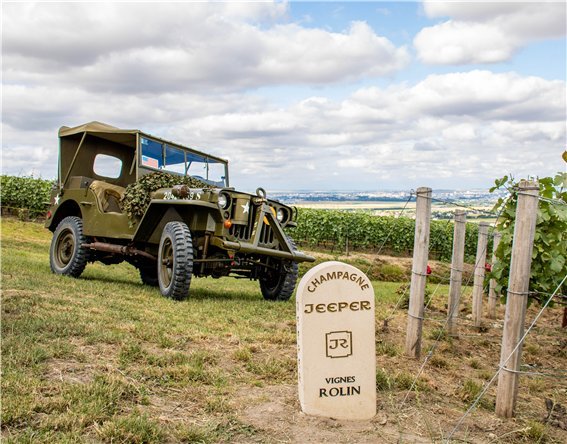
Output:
[
  {"xmin": 472, "ymin": 223, "xmax": 489, "ymax": 328},
  {"xmin": 488, "ymin": 232, "xmax": 502, "ymax": 319},
  {"xmin": 405, "ymin": 187, "xmax": 432, "ymax": 359},
  {"xmin": 496, "ymin": 180, "xmax": 539, "ymax": 418},
  {"xmin": 447, "ymin": 210, "xmax": 466, "ymax": 336}
]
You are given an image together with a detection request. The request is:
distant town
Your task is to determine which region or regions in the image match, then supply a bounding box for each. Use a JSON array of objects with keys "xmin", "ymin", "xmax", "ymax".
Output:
[
  {"xmin": 268, "ymin": 189, "xmax": 506, "ymax": 222},
  {"xmin": 270, "ymin": 189, "xmax": 502, "ymax": 205}
]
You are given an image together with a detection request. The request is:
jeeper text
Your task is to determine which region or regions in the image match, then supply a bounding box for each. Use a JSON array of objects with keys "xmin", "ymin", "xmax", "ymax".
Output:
[{"xmin": 304, "ymin": 301, "xmax": 371, "ymax": 314}]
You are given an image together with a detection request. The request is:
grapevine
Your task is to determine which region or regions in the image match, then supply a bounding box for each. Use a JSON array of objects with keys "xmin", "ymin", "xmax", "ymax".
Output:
[{"xmin": 488, "ymin": 173, "xmax": 567, "ymax": 303}]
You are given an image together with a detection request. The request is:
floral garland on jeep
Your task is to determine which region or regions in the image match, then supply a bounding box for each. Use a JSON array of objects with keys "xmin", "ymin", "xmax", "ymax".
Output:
[{"xmin": 120, "ymin": 171, "xmax": 213, "ymax": 221}]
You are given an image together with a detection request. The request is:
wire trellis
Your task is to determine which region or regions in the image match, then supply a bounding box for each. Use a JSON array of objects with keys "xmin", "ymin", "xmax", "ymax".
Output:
[{"xmin": 445, "ymin": 273, "xmax": 567, "ymax": 442}]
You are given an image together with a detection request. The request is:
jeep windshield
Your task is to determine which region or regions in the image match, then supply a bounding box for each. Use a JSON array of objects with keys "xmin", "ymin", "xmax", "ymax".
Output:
[{"xmin": 139, "ymin": 136, "xmax": 228, "ymax": 187}]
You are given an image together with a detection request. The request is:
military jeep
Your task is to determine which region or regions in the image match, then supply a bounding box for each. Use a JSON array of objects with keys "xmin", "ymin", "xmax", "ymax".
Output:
[{"xmin": 45, "ymin": 121, "xmax": 314, "ymax": 301}]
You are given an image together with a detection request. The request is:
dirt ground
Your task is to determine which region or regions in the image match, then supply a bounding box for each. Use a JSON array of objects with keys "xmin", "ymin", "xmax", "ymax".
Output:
[
  {"xmin": 232, "ymin": 306, "xmax": 566, "ymax": 443},
  {"xmin": 231, "ymin": 259, "xmax": 567, "ymax": 444}
]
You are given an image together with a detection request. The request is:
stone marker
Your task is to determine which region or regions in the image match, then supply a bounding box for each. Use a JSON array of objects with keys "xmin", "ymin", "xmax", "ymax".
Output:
[{"xmin": 296, "ymin": 261, "xmax": 376, "ymax": 420}]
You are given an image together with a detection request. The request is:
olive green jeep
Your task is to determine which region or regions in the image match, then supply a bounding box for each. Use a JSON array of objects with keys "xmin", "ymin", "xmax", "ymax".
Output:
[{"xmin": 45, "ymin": 121, "xmax": 314, "ymax": 301}]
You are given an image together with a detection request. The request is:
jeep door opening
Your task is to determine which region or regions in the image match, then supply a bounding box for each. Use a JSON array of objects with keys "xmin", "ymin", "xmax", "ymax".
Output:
[{"xmin": 46, "ymin": 121, "xmax": 314, "ymax": 301}]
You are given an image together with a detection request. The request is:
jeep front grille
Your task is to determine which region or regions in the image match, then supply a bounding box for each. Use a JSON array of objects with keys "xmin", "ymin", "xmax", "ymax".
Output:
[
  {"xmin": 229, "ymin": 223, "xmax": 251, "ymax": 240},
  {"xmin": 259, "ymin": 223, "xmax": 275, "ymax": 246},
  {"xmin": 229, "ymin": 201, "xmax": 256, "ymax": 241},
  {"xmin": 228, "ymin": 201, "xmax": 276, "ymax": 247}
]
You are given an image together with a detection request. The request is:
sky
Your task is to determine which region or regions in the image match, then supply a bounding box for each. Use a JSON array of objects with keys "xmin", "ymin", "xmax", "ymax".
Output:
[{"xmin": 2, "ymin": 0, "xmax": 566, "ymax": 192}]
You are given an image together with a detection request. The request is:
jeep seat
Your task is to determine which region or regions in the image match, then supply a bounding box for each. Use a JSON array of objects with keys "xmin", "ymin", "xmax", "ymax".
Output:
[{"xmin": 89, "ymin": 181, "xmax": 125, "ymax": 213}]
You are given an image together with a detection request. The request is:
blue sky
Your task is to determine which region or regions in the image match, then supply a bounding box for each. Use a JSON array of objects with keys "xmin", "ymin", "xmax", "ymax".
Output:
[{"xmin": 2, "ymin": 1, "xmax": 566, "ymax": 191}]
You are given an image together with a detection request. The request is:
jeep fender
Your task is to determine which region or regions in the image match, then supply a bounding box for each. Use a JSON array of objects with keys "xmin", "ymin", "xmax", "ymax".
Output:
[
  {"xmin": 133, "ymin": 200, "xmax": 222, "ymax": 244},
  {"xmin": 46, "ymin": 199, "xmax": 82, "ymax": 231}
]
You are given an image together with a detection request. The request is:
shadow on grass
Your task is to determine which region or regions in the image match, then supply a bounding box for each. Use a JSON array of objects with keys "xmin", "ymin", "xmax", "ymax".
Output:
[
  {"xmin": 79, "ymin": 273, "xmax": 265, "ymax": 303},
  {"xmin": 80, "ymin": 274, "xmax": 142, "ymax": 287},
  {"xmin": 187, "ymin": 285, "xmax": 264, "ymax": 303}
]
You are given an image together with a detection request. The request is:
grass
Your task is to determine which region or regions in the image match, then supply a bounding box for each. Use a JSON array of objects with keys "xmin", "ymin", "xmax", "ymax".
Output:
[
  {"xmin": 521, "ymin": 420, "xmax": 549, "ymax": 443},
  {"xmin": 376, "ymin": 340, "xmax": 400, "ymax": 357},
  {"xmin": 1, "ymin": 219, "xmax": 404, "ymax": 441},
  {"xmin": 2, "ymin": 219, "xmax": 566, "ymax": 443},
  {"xmin": 98, "ymin": 413, "xmax": 164, "ymax": 443},
  {"xmin": 458, "ymin": 379, "xmax": 493, "ymax": 410}
]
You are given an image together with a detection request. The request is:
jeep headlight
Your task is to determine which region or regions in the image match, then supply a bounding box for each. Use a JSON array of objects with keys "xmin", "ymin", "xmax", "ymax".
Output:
[
  {"xmin": 276, "ymin": 208, "xmax": 286, "ymax": 223},
  {"xmin": 218, "ymin": 193, "xmax": 230, "ymax": 209}
]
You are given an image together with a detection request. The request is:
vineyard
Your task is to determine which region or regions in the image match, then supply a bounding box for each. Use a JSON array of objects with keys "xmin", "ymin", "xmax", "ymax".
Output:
[
  {"xmin": 0, "ymin": 175, "xmax": 482, "ymax": 261},
  {"xmin": 2, "ymin": 219, "xmax": 566, "ymax": 443},
  {"xmin": 293, "ymin": 207, "xmax": 482, "ymax": 261},
  {"xmin": 0, "ymin": 175, "xmax": 54, "ymax": 219}
]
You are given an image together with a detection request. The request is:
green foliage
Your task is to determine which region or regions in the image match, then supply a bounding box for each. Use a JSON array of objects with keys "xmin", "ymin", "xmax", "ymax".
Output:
[
  {"xmin": 0, "ymin": 175, "xmax": 54, "ymax": 218},
  {"xmin": 1, "ymin": 173, "xmax": 481, "ymax": 262},
  {"xmin": 489, "ymin": 173, "xmax": 567, "ymax": 303},
  {"xmin": 0, "ymin": 172, "xmax": 212, "ymax": 223},
  {"xmin": 292, "ymin": 208, "xmax": 479, "ymax": 261},
  {"xmin": 120, "ymin": 171, "xmax": 213, "ymax": 221}
]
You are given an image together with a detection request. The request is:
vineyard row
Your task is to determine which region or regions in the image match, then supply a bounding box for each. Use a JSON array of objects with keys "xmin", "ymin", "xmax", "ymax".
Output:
[{"xmin": 0, "ymin": 175, "xmax": 483, "ymax": 262}]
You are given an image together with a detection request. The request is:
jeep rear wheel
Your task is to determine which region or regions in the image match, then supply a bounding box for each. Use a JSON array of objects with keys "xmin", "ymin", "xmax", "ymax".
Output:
[
  {"xmin": 158, "ymin": 221, "xmax": 193, "ymax": 300},
  {"xmin": 50, "ymin": 216, "xmax": 90, "ymax": 277}
]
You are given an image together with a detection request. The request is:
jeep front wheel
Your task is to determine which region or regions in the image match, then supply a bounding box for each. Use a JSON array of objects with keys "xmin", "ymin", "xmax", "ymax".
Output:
[
  {"xmin": 260, "ymin": 260, "xmax": 299, "ymax": 301},
  {"xmin": 158, "ymin": 221, "xmax": 193, "ymax": 300},
  {"xmin": 50, "ymin": 216, "xmax": 90, "ymax": 277}
]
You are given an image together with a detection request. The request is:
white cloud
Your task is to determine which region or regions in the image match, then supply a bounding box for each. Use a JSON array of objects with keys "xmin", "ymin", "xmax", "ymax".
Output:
[
  {"xmin": 3, "ymin": 2, "xmax": 409, "ymax": 93},
  {"xmin": 415, "ymin": 1, "xmax": 566, "ymax": 64},
  {"xmin": 6, "ymin": 69, "xmax": 561, "ymax": 189},
  {"xmin": 2, "ymin": 3, "xmax": 565, "ymax": 190},
  {"xmin": 442, "ymin": 123, "xmax": 477, "ymax": 141},
  {"xmin": 415, "ymin": 21, "xmax": 516, "ymax": 64}
]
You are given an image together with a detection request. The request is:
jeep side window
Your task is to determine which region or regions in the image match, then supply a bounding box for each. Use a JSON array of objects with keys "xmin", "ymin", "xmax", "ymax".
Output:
[{"xmin": 93, "ymin": 154, "xmax": 122, "ymax": 179}]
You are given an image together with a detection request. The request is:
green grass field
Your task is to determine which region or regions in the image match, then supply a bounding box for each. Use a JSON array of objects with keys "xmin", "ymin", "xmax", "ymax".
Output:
[
  {"xmin": 1, "ymin": 219, "xmax": 402, "ymax": 442},
  {"xmin": 2, "ymin": 219, "xmax": 565, "ymax": 443}
]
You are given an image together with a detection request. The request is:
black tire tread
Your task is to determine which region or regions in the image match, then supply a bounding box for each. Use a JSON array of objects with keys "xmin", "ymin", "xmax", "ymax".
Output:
[
  {"xmin": 260, "ymin": 236, "xmax": 299, "ymax": 301},
  {"xmin": 49, "ymin": 216, "xmax": 90, "ymax": 278},
  {"xmin": 158, "ymin": 221, "xmax": 193, "ymax": 300}
]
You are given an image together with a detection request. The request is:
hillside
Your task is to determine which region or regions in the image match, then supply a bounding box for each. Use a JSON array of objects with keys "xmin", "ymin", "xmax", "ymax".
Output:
[{"xmin": 1, "ymin": 219, "xmax": 566, "ymax": 443}]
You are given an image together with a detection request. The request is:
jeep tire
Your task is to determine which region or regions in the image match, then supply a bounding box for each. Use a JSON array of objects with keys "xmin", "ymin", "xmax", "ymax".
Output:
[
  {"xmin": 158, "ymin": 221, "xmax": 193, "ymax": 300},
  {"xmin": 260, "ymin": 236, "xmax": 299, "ymax": 301},
  {"xmin": 50, "ymin": 216, "xmax": 90, "ymax": 277}
]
